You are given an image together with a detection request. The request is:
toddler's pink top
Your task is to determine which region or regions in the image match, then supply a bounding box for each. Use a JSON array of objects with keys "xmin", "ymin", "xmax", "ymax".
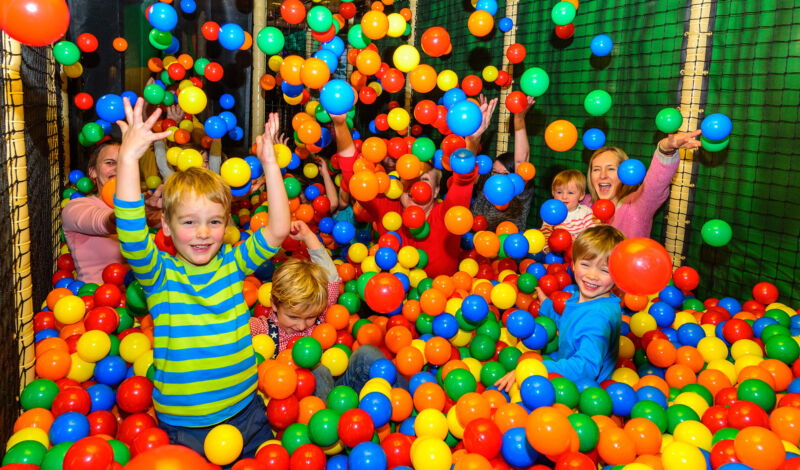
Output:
[{"xmin": 62, "ymin": 196, "xmax": 125, "ymax": 284}]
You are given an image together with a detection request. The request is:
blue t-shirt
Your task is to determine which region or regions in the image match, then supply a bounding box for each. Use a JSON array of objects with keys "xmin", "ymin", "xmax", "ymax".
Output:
[{"xmin": 539, "ymin": 291, "xmax": 622, "ymax": 383}]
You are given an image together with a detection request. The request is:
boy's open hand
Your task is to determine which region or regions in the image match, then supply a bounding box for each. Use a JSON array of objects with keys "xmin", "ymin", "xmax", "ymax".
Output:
[
  {"xmin": 117, "ymin": 97, "xmax": 172, "ymax": 162},
  {"xmin": 255, "ymin": 112, "xmax": 280, "ymax": 164},
  {"xmin": 494, "ymin": 371, "xmax": 516, "ymax": 393}
]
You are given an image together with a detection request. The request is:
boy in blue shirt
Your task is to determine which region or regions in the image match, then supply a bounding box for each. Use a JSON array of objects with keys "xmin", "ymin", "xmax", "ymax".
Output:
[
  {"xmin": 497, "ymin": 225, "xmax": 626, "ymax": 389},
  {"xmin": 113, "ymin": 97, "xmax": 290, "ymax": 458}
]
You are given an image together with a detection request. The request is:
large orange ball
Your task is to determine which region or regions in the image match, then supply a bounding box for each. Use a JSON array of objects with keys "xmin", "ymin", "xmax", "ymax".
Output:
[
  {"xmin": 409, "ymin": 64, "xmax": 438, "ymax": 93},
  {"xmin": 544, "ymin": 119, "xmax": 578, "ymax": 152},
  {"xmin": 608, "ymin": 238, "xmax": 673, "ymax": 296},
  {"xmin": 300, "ymin": 57, "xmax": 330, "ymax": 89},
  {"xmin": 733, "ymin": 427, "xmax": 786, "ymax": 470},
  {"xmin": 444, "ymin": 206, "xmax": 474, "ymax": 235},
  {"xmin": 349, "ymin": 171, "xmax": 380, "ymax": 202},
  {"xmin": 279, "ymin": 55, "xmax": 305, "ymax": 86},
  {"xmin": 361, "ymin": 11, "xmax": 389, "ymax": 40},
  {"xmin": 468, "ymin": 11, "xmax": 494, "ymax": 37},
  {"xmin": 356, "ymin": 49, "xmax": 382, "ymax": 76},
  {"xmin": 525, "ymin": 407, "xmax": 574, "ymax": 456}
]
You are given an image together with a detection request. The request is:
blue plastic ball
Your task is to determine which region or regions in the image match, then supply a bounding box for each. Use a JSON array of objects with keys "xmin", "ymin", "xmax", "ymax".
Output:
[
  {"xmin": 321, "ymin": 36, "xmax": 345, "ymax": 57},
  {"xmin": 526, "ymin": 262, "xmax": 547, "ymax": 279},
  {"xmin": 369, "ymin": 359, "xmax": 397, "ymax": 385},
  {"xmin": 483, "ymin": 174, "xmax": 515, "ymax": 206},
  {"xmin": 449, "ymin": 148, "xmax": 476, "ymax": 175},
  {"xmin": 95, "ymin": 94, "xmax": 125, "ymax": 123},
  {"xmin": 521, "ymin": 323, "xmax": 548, "ymax": 350},
  {"xmin": 149, "ymin": 3, "xmax": 178, "ymax": 31},
  {"xmin": 658, "ymin": 285, "xmax": 684, "ymax": 309},
  {"xmin": 320, "ymin": 79, "xmax": 356, "ymax": 115},
  {"xmin": 244, "ymin": 155, "xmax": 263, "ymax": 179},
  {"xmin": 506, "ymin": 310, "xmax": 535, "ymax": 339},
  {"xmin": 700, "ymin": 113, "xmax": 732, "ymax": 141},
  {"xmin": 287, "ymin": 152, "xmax": 301, "ymax": 170},
  {"xmin": 219, "ymin": 93, "xmax": 235, "ymax": 109},
  {"xmin": 120, "ymin": 90, "xmax": 138, "ymax": 104},
  {"xmin": 476, "ymin": 0, "xmax": 498, "ymax": 15},
  {"xmin": 180, "ymin": 0, "xmax": 196, "ymax": 13},
  {"xmin": 503, "ymin": 233, "xmax": 529, "ymax": 259},
  {"xmin": 582, "ymin": 128, "xmax": 606, "ymax": 150},
  {"xmin": 349, "ymin": 442, "xmax": 386, "ymax": 470},
  {"xmin": 164, "ymin": 36, "xmax": 180, "ymax": 55},
  {"xmin": 375, "ymin": 247, "xmax": 398, "ymax": 270},
  {"xmin": 476, "ymin": 154, "xmax": 492, "ymax": 175},
  {"xmin": 228, "ymin": 126, "xmax": 244, "ymax": 141},
  {"xmin": 520, "ymin": 375, "xmax": 555, "ymax": 409},
  {"xmin": 319, "ymin": 217, "xmax": 335, "ymax": 234},
  {"xmin": 409, "ymin": 372, "xmax": 437, "ymax": 396},
  {"xmin": 327, "ymin": 455, "xmax": 348, "ymax": 470},
  {"xmin": 314, "ymin": 49, "xmax": 339, "ymax": 74},
  {"xmin": 446, "ymin": 100, "xmax": 482, "ymax": 137},
  {"xmin": 501, "ymin": 427, "xmax": 539, "ymax": 468},
  {"xmin": 498, "ymin": 17, "xmax": 514, "ymax": 32},
  {"xmin": 204, "ymin": 116, "xmax": 227, "ymax": 139},
  {"xmin": 606, "ymin": 382, "xmax": 637, "ymax": 417},
  {"xmin": 332, "ymin": 221, "xmax": 356, "ymax": 244},
  {"xmin": 359, "ymin": 392, "xmax": 392, "ymax": 428},
  {"xmin": 636, "ymin": 386, "xmax": 667, "ymax": 408},
  {"xmin": 590, "ymin": 34, "xmax": 613, "ymax": 56},
  {"xmin": 442, "ymin": 88, "xmax": 467, "ymax": 110},
  {"xmin": 54, "ymin": 278, "xmax": 72, "ymax": 289},
  {"xmin": 648, "ymin": 302, "xmax": 676, "ymax": 328},
  {"xmin": 94, "ymin": 355, "xmax": 128, "ymax": 386},
  {"xmin": 617, "ymin": 159, "xmax": 646, "ymax": 186},
  {"xmin": 49, "ymin": 412, "xmax": 90, "ymax": 445},
  {"xmin": 717, "ymin": 297, "xmax": 742, "ymax": 315},
  {"xmin": 219, "ymin": 111, "xmax": 237, "ymax": 131},
  {"xmin": 253, "ymin": 261, "xmax": 275, "ymax": 282},
  {"xmin": 87, "ymin": 384, "xmax": 116, "ymax": 412},
  {"xmin": 282, "ymin": 80, "xmax": 304, "ymax": 98},
  {"xmin": 316, "ymin": 127, "xmax": 333, "ymax": 148},
  {"xmin": 218, "ymin": 23, "xmax": 246, "ymax": 50},
  {"xmin": 508, "ymin": 173, "xmax": 525, "ymax": 196},
  {"xmin": 432, "ymin": 313, "xmax": 458, "ymax": 339},
  {"xmin": 540, "ymin": 199, "xmax": 568, "ymax": 225}
]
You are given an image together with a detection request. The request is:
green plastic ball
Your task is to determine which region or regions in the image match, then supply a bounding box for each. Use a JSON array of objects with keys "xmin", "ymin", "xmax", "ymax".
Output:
[
  {"xmin": 765, "ymin": 334, "xmax": 800, "ymax": 364},
  {"xmin": 412, "ymin": 137, "xmax": 435, "ymax": 162},
  {"xmin": 552, "ymin": 377, "xmax": 580, "ymax": 408},
  {"xmin": 498, "ymin": 347, "xmax": 522, "ymax": 372},
  {"xmin": 40, "ymin": 442, "xmax": 72, "ymax": 470},
  {"xmin": 415, "ymin": 313, "xmax": 434, "ymax": 335},
  {"xmin": 476, "ymin": 319, "xmax": 501, "ymax": 341},
  {"xmin": 584, "ymin": 89, "xmax": 613, "ymax": 116},
  {"xmin": 551, "ymin": 1, "xmax": 577, "ymax": 26},
  {"xmin": 75, "ymin": 176, "xmax": 95, "ymax": 194},
  {"xmin": 666, "ymin": 404, "xmax": 699, "ymax": 434},
  {"xmin": 308, "ymin": 408, "xmax": 341, "ymax": 447},
  {"xmin": 292, "ymin": 337, "xmax": 323, "ymax": 369},
  {"xmin": 125, "ymin": 280, "xmax": 148, "ymax": 316},
  {"xmin": 347, "ymin": 24, "xmax": 371, "ymax": 49},
  {"xmin": 81, "ymin": 122, "xmax": 104, "ymax": 144},
  {"xmin": 20, "ymin": 379, "xmax": 59, "ymax": 410},
  {"xmin": 357, "ymin": 272, "xmax": 376, "ymax": 299},
  {"xmin": 701, "ymin": 219, "xmax": 732, "ymax": 247},
  {"xmin": 700, "ymin": 135, "xmax": 730, "ymax": 152},
  {"xmin": 282, "ymin": 423, "xmax": 312, "ymax": 454},
  {"xmin": 480, "ymin": 361, "xmax": 506, "ymax": 387},
  {"xmin": 736, "ymin": 378, "xmax": 776, "ymax": 413},
  {"xmin": 519, "ymin": 67, "xmax": 550, "ymax": 97},
  {"xmin": 535, "ymin": 316, "xmax": 557, "ymax": 342},
  {"xmin": 109, "ymin": 439, "xmax": 131, "ymax": 465},
  {"xmin": 631, "ymin": 400, "xmax": 668, "ymax": 432},
  {"xmin": 116, "ymin": 308, "xmax": 134, "ymax": 333},
  {"xmin": 143, "ymin": 83, "xmax": 166, "ymax": 105},
  {"xmin": 327, "ymin": 385, "xmax": 359, "ymax": 413},
  {"xmin": 2, "ymin": 440, "xmax": 46, "ymax": 466},
  {"xmin": 578, "ymin": 386, "xmax": 613, "ymax": 416},
  {"xmin": 655, "ymin": 108, "xmax": 683, "ymax": 134},
  {"xmin": 469, "ymin": 334, "xmax": 496, "ymax": 361},
  {"xmin": 443, "ymin": 368, "xmax": 477, "ymax": 401},
  {"xmin": 256, "ymin": 26, "xmax": 285, "ymax": 55},
  {"xmin": 567, "ymin": 413, "xmax": 599, "ymax": 452},
  {"xmin": 307, "ymin": 6, "xmax": 333, "ymax": 33},
  {"xmin": 338, "ymin": 292, "xmax": 361, "ymax": 314},
  {"xmin": 711, "ymin": 427, "xmax": 739, "ymax": 445},
  {"xmin": 517, "ymin": 273, "xmax": 538, "ymax": 293},
  {"xmin": 417, "ymin": 249, "xmax": 429, "ymax": 268},
  {"xmin": 53, "ymin": 40, "xmax": 80, "ymax": 65},
  {"xmin": 77, "ymin": 283, "xmax": 99, "ymax": 297},
  {"xmin": 194, "ymin": 58, "xmax": 210, "ymax": 76},
  {"xmin": 284, "ymin": 177, "xmax": 302, "ymax": 199}
]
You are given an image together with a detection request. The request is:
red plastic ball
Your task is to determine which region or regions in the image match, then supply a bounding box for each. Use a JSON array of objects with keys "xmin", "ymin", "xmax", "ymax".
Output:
[
  {"xmin": 727, "ymin": 400, "xmax": 769, "ymax": 429},
  {"xmin": 93, "ymin": 284, "xmax": 122, "ymax": 308},
  {"xmin": 132, "ymin": 427, "xmax": 170, "ymax": 457},
  {"xmin": 555, "ymin": 23, "xmax": 575, "ymax": 39},
  {"xmin": 592, "ymin": 199, "xmax": 615, "ymax": 221},
  {"xmin": 289, "ymin": 444, "xmax": 325, "ymax": 470},
  {"xmin": 201, "ymin": 21, "xmax": 220, "ymax": 41},
  {"xmin": 116, "ymin": 376, "xmax": 154, "ymax": 414},
  {"xmin": 52, "ymin": 387, "xmax": 92, "ymax": 416},
  {"xmin": 710, "ymin": 439, "xmax": 739, "ymax": 469},
  {"xmin": 88, "ymin": 410, "xmax": 117, "ymax": 436},
  {"xmin": 410, "ymin": 181, "xmax": 432, "ymax": 204},
  {"xmin": 338, "ymin": 409, "xmax": 374, "ymax": 448},
  {"xmin": 256, "ymin": 444, "xmax": 290, "ymax": 470},
  {"xmin": 266, "ymin": 395, "xmax": 300, "ymax": 429},
  {"xmin": 102, "ymin": 263, "xmax": 128, "ymax": 285},
  {"xmin": 505, "ymin": 91, "xmax": 528, "ymax": 114},
  {"xmin": 463, "ymin": 418, "xmax": 502, "ymax": 459},
  {"xmin": 63, "ymin": 436, "xmax": 114, "ymax": 470},
  {"xmin": 701, "ymin": 405, "xmax": 729, "ymax": 434},
  {"xmin": 608, "ymin": 238, "xmax": 672, "ymax": 296},
  {"xmin": 74, "ymin": 93, "xmax": 94, "ymax": 111},
  {"xmin": 339, "ymin": 2, "xmax": 356, "ymax": 20},
  {"xmin": 461, "ymin": 75, "xmax": 483, "ymax": 96},
  {"xmin": 84, "ymin": 306, "xmax": 119, "ymax": 334},
  {"xmin": 34, "ymin": 310, "xmax": 56, "ymax": 333},
  {"xmin": 76, "ymin": 33, "xmax": 99, "ymax": 53},
  {"xmin": 538, "ymin": 274, "xmax": 560, "ymax": 297},
  {"xmin": 752, "ymin": 281, "xmax": 779, "ymax": 305},
  {"xmin": 506, "ymin": 43, "xmax": 526, "ymax": 64},
  {"xmin": 381, "ymin": 432, "xmax": 412, "ymax": 469},
  {"xmin": 117, "ymin": 413, "xmax": 157, "ymax": 446},
  {"xmin": 548, "ymin": 228, "xmax": 572, "ymax": 253},
  {"xmin": 295, "ymin": 369, "xmax": 316, "ymax": 399},
  {"xmin": 672, "ymin": 266, "xmax": 699, "ymax": 292},
  {"xmin": 402, "ymin": 206, "xmax": 426, "ymax": 229}
]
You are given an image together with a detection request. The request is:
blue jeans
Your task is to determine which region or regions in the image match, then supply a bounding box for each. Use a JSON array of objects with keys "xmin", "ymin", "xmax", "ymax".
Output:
[
  {"xmin": 158, "ymin": 394, "xmax": 272, "ymax": 461},
  {"xmin": 313, "ymin": 345, "xmax": 389, "ymax": 401}
]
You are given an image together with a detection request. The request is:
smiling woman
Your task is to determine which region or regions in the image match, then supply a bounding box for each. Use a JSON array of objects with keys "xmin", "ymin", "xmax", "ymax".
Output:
[{"xmin": 586, "ymin": 130, "xmax": 702, "ymax": 239}]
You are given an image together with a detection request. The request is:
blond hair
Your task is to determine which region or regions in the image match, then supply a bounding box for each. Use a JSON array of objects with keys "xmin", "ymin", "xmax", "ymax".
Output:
[
  {"xmin": 271, "ymin": 258, "xmax": 328, "ymax": 316},
  {"xmin": 551, "ymin": 169, "xmax": 587, "ymax": 194},
  {"xmin": 162, "ymin": 167, "xmax": 232, "ymax": 222},
  {"xmin": 572, "ymin": 225, "xmax": 626, "ymax": 263},
  {"xmin": 586, "ymin": 146, "xmax": 639, "ymax": 203}
]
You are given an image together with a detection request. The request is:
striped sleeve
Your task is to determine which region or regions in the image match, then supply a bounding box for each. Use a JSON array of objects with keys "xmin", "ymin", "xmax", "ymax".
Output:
[
  {"xmin": 233, "ymin": 228, "xmax": 280, "ymax": 276},
  {"xmin": 114, "ymin": 197, "xmax": 164, "ymax": 289}
]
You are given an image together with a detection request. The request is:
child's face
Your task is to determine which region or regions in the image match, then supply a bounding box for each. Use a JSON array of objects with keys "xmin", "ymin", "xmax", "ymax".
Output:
[
  {"xmin": 89, "ymin": 144, "xmax": 119, "ymax": 189},
  {"xmin": 273, "ymin": 302, "xmax": 319, "ymax": 334},
  {"xmin": 572, "ymin": 255, "xmax": 614, "ymax": 302},
  {"xmin": 162, "ymin": 192, "xmax": 227, "ymax": 267},
  {"xmin": 553, "ymin": 181, "xmax": 584, "ymax": 211}
]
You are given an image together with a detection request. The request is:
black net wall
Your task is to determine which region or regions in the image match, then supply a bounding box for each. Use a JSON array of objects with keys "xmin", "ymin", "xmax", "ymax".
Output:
[{"xmin": 686, "ymin": 2, "xmax": 800, "ymax": 306}]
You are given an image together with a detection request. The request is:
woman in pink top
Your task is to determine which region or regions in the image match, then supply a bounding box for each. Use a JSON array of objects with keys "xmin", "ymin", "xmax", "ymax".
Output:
[
  {"xmin": 62, "ymin": 141, "xmax": 162, "ymax": 283},
  {"xmin": 586, "ymin": 130, "xmax": 702, "ymax": 239}
]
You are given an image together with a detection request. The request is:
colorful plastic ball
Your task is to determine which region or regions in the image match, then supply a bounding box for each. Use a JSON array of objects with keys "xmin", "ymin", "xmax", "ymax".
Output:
[
  {"xmin": 292, "ymin": 337, "xmax": 323, "ymax": 369},
  {"xmin": 609, "ymin": 238, "xmax": 673, "ymax": 296},
  {"xmin": 618, "ymin": 158, "xmax": 647, "ymax": 186},
  {"xmin": 701, "ymin": 219, "xmax": 732, "ymax": 247},
  {"xmin": 519, "ymin": 67, "xmax": 550, "ymax": 97},
  {"xmin": 656, "ymin": 108, "xmax": 684, "ymax": 134},
  {"xmin": 498, "ymin": 17, "xmax": 514, "ymax": 32},
  {"xmin": 350, "ymin": 441, "xmax": 387, "ymax": 470},
  {"xmin": 320, "ymin": 79, "xmax": 355, "ymax": 115},
  {"xmin": 49, "ymin": 411, "xmax": 90, "ymax": 445},
  {"xmin": 519, "ymin": 375, "xmax": 556, "ymax": 409},
  {"xmin": 178, "ymin": 86, "xmax": 207, "ymax": 115},
  {"xmin": 332, "ymin": 221, "xmax": 356, "ymax": 244},
  {"xmin": 360, "ymin": 391, "xmax": 392, "ymax": 428},
  {"xmin": 53, "ymin": 40, "xmax": 81, "ymax": 65},
  {"xmin": 582, "ymin": 128, "xmax": 607, "ymax": 150},
  {"xmin": 540, "ymin": 199, "xmax": 568, "ymax": 225},
  {"xmin": 446, "ymin": 100, "xmax": 482, "ymax": 137},
  {"xmin": 551, "ymin": 1, "xmax": 577, "ymax": 26},
  {"xmin": 544, "ymin": 119, "xmax": 578, "ymax": 152},
  {"xmin": 218, "ymin": 23, "xmax": 246, "ymax": 50},
  {"xmin": 339, "ymin": 408, "xmax": 375, "ymax": 447},
  {"xmin": 503, "ymin": 233, "xmax": 529, "ymax": 259},
  {"xmin": 203, "ymin": 424, "xmax": 243, "ymax": 466},
  {"xmin": 700, "ymin": 113, "xmax": 733, "ymax": 141},
  {"xmin": 483, "ymin": 174, "xmax": 515, "ymax": 206},
  {"xmin": 590, "ymin": 34, "xmax": 613, "ymax": 56},
  {"xmin": 256, "ymin": 26, "xmax": 285, "ymax": 55},
  {"xmin": 701, "ymin": 135, "xmax": 730, "ymax": 152},
  {"xmin": 584, "ymin": 89, "xmax": 613, "ymax": 116},
  {"xmin": 148, "ymin": 3, "xmax": 178, "ymax": 31},
  {"xmin": 410, "ymin": 437, "xmax": 451, "ymax": 470},
  {"xmin": 501, "ymin": 427, "xmax": 539, "ymax": 467},
  {"xmin": 96, "ymin": 94, "xmax": 126, "ymax": 123}
]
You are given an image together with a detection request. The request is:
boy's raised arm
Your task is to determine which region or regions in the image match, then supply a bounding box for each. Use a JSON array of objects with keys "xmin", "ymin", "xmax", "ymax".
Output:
[
  {"xmin": 115, "ymin": 97, "xmax": 172, "ymax": 202},
  {"xmin": 256, "ymin": 112, "xmax": 291, "ymax": 248}
]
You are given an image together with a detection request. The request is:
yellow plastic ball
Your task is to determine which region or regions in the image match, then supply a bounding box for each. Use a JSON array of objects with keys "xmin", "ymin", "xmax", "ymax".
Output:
[
  {"xmin": 397, "ymin": 246, "xmax": 420, "ymax": 269},
  {"xmin": 387, "ymin": 13, "xmax": 408, "ymax": 38},
  {"xmin": 257, "ymin": 283, "xmax": 272, "ymax": 307},
  {"xmin": 672, "ymin": 311, "xmax": 697, "ymax": 329},
  {"xmin": 408, "ymin": 269, "xmax": 428, "ymax": 288},
  {"xmin": 482, "ymin": 65, "xmax": 498, "ymax": 82},
  {"xmin": 383, "ymin": 211, "xmax": 403, "ymax": 232},
  {"xmin": 321, "ymin": 347, "xmax": 349, "ymax": 376},
  {"xmin": 119, "ymin": 332, "xmax": 151, "ymax": 364},
  {"xmin": 451, "ymin": 329, "xmax": 472, "ymax": 347},
  {"xmin": 446, "ymin": 406, "xmax": 465, "ymax": 439},
  {"xmin": 178, "ymin": 119, "xmax": 194, "ymax": 131},
  {"xmin": 166, "ymin": 126, "xmax": 179, "ymax": 142},
  {"xmin": 498, "ymin": 269, "xmax": 516, "ymax": 282},
  {"xmin": 284, "ymin": 93, "xmax": 303, "ymax": 105},
  {"xmin": 178, "ymin": 80, "xmax": 195, "ymax": 92},
  {"xmin": 661, "ymin": 441, "xmax": 706, "ymax": 470},
  {"xmin": 499, "ymin": 328, "xmax": 519, "ymax": 347},
  {"xmin": 673, "ymin": 391, "xmax": 709, "ymax": 419},
  {"xmin": 305, "ymin": 101, "xmax": 320, "ymax": 116},
  {"xmin": 177, "ymin": 148, "xmax": 204, "ymax": 171},
  {"xmin": 445, "ymin": 298, "xmax": 462, "ymax": 316},
  {"xmin": 166, "ymin": 146, "xmax": 182, "ymax": 166},
  {"xmin": 490, "ymin": 283, "xmax": 516, "ymax": 310},
  {"xmin": 133, "ymin": 350, "xmax": 154, "ymax": 377},
  {"xmin": 64, "ymin": 63, "xmax": 84, "ymax": 79},
  {"xmin": 706, "ymin": 358, "xmax": 737, "ymax": 385},
  {"xmin": 303, "ymin": 163, "xmax": 319, "ymax": 179},
  {"xmin": 76, "ymin": 330, "xmax": 111, "ymax": 363},
  {"xmin": 67, "ymin": 352, "xmax": 95, "ymax": 382},
  {"xmin": 223, "ymin": 225, "xmax": 240, "ymax": 245},
  {"xmin": 252, "ymin": 334, "xmax": 276, "ymax": 359},
  {"xmin": 619, "ymin": 335, "xmax": 635, "ymax": 359},
  {"xmin": 515, "ymin": 358, "xmax": 548, "ymax": 384},
  {"xmin": 385, "ymin": 178, "xmax": 403, "ymax": 199},
  {"xmin": 53, "ymin": 295, "xmax": 86, "ymax": 325},
  {"xmin": 220, "ymin": 157, "xmax": 252, "ymax": 187},
  {"xmin": 523, "ymin": 229, "xmax": 546, "ymax": 254},
  {"xmin": 611, "ymin": 367, "xmax": 639, "ymax": 387},
  {"xmin": 274, "ymin": 144, "xmax": 292, "ymax": 168},
  {"xmin": 393, "ymin": 44, "xmax": 419, "ymax": 72},
  {"xmin": 348, "ymin": 243, "xmax": 368, "ymax": 263},
  {"xmin": 734, "ymin": 354, "xmax": 763, "ymax": 375},
  {"xmin": 323, "ymin": 440, "xmax": 345, "ymax": 455},
  {"xmin": 6, "ymin": 427, "xmax": 49, "ymax": 451},
  {"xmin": 204, "ymin": 424, "xmax": 243, "ymax": 466},
  {"xmin": 387, "ymin": 107, "xmax": 410, "ymax": 131},
  {"xmin": 697, "ymin": 337, "xmax": 729, "ymax": 362},
  {"xmin": 178, "ymin": 86, "xmax": 208, "ymax": 115},
  {"xmin": 268, "ymin": 55, "xmax": 283, "ymax": 73},
  {"xmin": 415, "ymin": 409, "xmax": 449, "ymax": 440},
  {"xmin": 459, "ymin": 258, "xmax": 479, "ymax": 277},
  {"xmin": 437, "ymin": 70, "xmax": 458, "ymax": 92},
  {"xmin": 462, "ymin": 357, "xmax": 482, "ymax": 381},
  {"xmin": 146, "ymin": 175, "xmax": 162, "ymax": 190},
  {"xmin": 629, "ymin": 312, "xmax": 657, "ymax": 337},
  {"xmin": 411, "ymin": 438, "xmax": 452, "ymax": 470},
  {"xmin": 730, "ymin": 339, "xmax": 763, "ymax": 360},
  {"xmin": 672, "ymin": 418, "xmax": 712, "ymax": 451}
]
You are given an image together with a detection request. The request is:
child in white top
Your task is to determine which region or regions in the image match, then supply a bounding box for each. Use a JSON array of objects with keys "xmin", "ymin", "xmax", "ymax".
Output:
[{"xmin": 540, "ymin": 169, "xmax": 597, "ymax": 243}]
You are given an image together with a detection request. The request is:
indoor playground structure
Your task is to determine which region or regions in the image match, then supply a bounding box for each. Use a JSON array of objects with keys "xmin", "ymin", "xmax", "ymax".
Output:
[{"xmin": 1, "ymin": 0, "xmax": 800, "ymax": 469}]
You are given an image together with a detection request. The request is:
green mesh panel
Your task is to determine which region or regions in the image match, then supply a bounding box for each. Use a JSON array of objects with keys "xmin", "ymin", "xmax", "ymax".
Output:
[{"xmin": 687, "ymin": 1, "xmax": 800, "ymax": 305}]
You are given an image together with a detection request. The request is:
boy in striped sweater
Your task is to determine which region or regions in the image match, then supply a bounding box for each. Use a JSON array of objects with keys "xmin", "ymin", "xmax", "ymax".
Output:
[
  {"xmin": 540, "ymin": 169, "xmax": 598, "ymax": 244},
  {"xmin": 113, "ymin": 98, "xmax": 290, "ymax": 458}
]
